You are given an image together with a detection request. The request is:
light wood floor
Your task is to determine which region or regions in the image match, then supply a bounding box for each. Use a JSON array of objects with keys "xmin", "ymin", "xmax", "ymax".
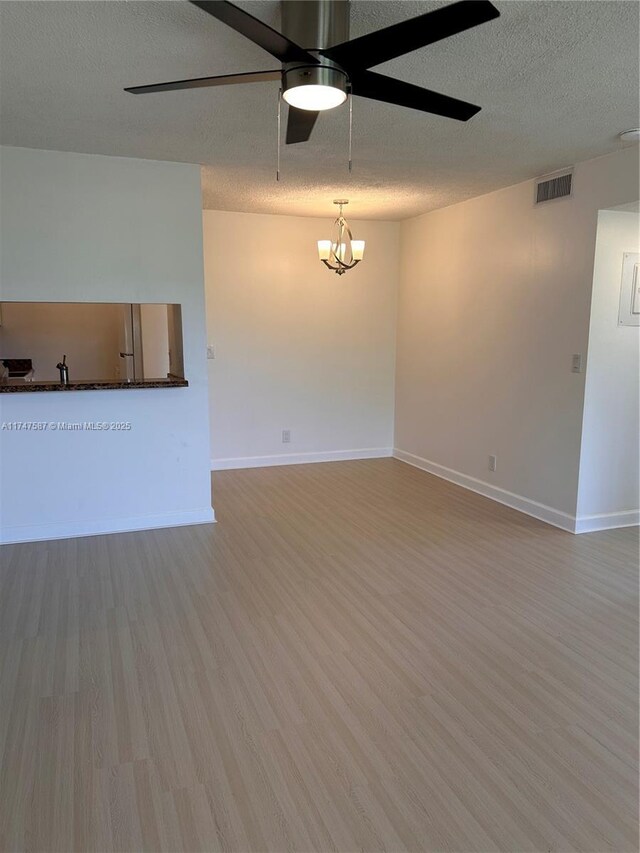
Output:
[{"xmin": 1, "ymin": 459, "xmax": 638, "ymax": 853}]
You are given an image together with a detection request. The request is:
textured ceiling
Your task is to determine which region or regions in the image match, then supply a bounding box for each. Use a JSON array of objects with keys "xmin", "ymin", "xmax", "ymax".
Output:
[{"xmin": 1, "ymin": 1, "xmax": 638, "ymax": 220}]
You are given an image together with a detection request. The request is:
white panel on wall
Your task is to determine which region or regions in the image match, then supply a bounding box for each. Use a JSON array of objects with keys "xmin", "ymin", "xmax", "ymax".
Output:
[{"xmin": 618, "ymin": 252, "xmax": 640, "ymax": 326}]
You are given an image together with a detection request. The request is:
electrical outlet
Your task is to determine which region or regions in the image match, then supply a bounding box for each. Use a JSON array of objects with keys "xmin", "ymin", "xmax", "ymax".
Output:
[
  {"xmin": 206, "ymin": 345, "xmax": 215, "ymax": 360},
  {"xmin": 571, "ymin": 354, "xmax": 582, "ymax": 373},
  {"xmin": 282, "ymin": 429, "xmax": 291, "ymax": 443},
  {"xmin": 488, "ymin": 455, "xmax": 497, "ymax": 472}
]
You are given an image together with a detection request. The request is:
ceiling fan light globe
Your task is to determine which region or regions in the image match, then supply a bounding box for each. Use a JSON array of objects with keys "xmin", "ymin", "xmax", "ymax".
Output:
[
  {"xmin": 283, "ymin": 84, "xmax": 346, "ymax": 111},
  {"xmin": 282, "ymin": 64, "xmax": 348, "ymax": 112}
]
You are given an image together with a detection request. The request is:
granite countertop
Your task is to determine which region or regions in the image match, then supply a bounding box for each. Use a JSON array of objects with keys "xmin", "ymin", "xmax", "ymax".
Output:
[{"xmin": 0, "ymin": 376, "xmax": 188, "ymax": 393}]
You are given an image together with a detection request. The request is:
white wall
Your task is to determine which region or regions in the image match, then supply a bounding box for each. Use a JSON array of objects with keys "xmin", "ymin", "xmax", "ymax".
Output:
[
  {"xmin": 576, "ymin": 210, "xmax": 639, "ymax": 528},
  {"xmin": 203, "ymin": 210, "xmax": 398, "ymax": 468},
  {"xmin": 0, "ymin": 146, "xmax": 213, "ymax": 543},
  {"xmin": 395, "ymin": 147, "xmax": 639, "ymax": 531}
]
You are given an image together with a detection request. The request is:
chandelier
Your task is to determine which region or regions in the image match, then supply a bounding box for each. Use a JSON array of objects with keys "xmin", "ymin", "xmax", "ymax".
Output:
[{"xmin": 317, "ymin": 200, "xmax": 365, "ymax": 275}]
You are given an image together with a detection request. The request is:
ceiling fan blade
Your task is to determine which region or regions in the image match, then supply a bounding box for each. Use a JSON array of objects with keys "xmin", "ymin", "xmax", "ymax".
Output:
[
  {"xmin": 350, "ymin": 70, "xmax": 481, "ymax": 121},
  {"xmin": 125, "ymin": 69, "xmax": 280, "ymax": 95},
  {"xmin": 322, "ymin": 0, "xmax": 499, "ymax": 70},
  {"xmin": 189, "ymin": 1, "xmax": 317, "ymax": 65},
  {"xmin": 285, "ymin": 107, "xmax": 320, "ymax": 144}
]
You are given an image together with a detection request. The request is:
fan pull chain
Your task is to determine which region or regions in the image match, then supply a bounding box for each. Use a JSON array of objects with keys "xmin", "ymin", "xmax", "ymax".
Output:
[
  {"xmin": 348, "ymin": 89, "xmax": 353, "ymax": 173},
  {"xmin": 276, "ymin": 88, "xmax": 282, "ymax": 182}
]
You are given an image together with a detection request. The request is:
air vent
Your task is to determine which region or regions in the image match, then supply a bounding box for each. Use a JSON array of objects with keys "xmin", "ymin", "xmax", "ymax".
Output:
[{"xmin": 535, "ymin": 170, "xmax": 573, "ymax": 204}]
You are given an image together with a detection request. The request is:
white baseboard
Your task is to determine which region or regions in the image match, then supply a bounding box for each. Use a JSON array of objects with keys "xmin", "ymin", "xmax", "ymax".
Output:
[
  {"xmin": 393, "ymin": 448, "xmax": 577, "ymax": 533},
  {"xmin": 0, "ymin": 507, "xmax": 216, "ymax": 546},
  {"xmin": 212, "ymin": 447, "xmax": 393, "ymax": 471},
  {"xmin": 574, "ymin": 510, "xmax": 640, "ymax": 534}
]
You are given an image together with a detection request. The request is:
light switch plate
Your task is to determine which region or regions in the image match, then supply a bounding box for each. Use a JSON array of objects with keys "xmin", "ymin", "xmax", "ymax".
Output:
[
  {"xmin": 206, "ymin": 345, "xmax": 215, "ymax": 360},
  {"xmin": 572, "ymin": 354, "xmax": 583, "ymax": 373}
]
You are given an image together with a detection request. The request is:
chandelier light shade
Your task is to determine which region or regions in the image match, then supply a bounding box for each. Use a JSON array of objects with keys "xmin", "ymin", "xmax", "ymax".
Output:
[{"xmin": 317, "ymin": 200, "xmax": 365, "ymax": 275}]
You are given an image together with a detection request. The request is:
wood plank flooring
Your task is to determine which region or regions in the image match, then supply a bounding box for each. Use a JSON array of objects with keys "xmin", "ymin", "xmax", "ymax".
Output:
[{"xmin": 0, "ymin": 458, "xmax": 638, "ymax": 852}]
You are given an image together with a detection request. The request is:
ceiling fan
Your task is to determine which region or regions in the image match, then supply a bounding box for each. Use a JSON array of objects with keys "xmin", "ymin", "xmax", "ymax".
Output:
[{"xmin": 125, "ymin": 0, "xmax": 500, "ymax": 145}]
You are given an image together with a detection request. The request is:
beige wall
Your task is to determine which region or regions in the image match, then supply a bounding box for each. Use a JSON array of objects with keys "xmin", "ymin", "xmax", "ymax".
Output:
[
  {"xmin": 0, "ymin": 302, "xmax": 122, "ymax": 381},
  {"xmin": 203, "ymin": 210, "xmax": 399, "ymax": 467},
  {"xmin": 395, "ymin": 147, "xmax": 639, "ymax": 525},
  {"xmin": 577, "ymin": 209, "xmax": 640, "ymax": 523}
]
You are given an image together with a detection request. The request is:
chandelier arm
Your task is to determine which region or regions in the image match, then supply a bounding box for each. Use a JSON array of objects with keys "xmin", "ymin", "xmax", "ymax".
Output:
[
  {"xmin": 323, "ymin": 259, "xmax": 360, "ymax": 274},
  {"xmin": 334, "ymin": 215, "xmax": 355, "ymax": 267},
  {"xmin": 331, "ymin": 216, "xmax": 344, "ymax": 267},
  {"xmin": 328, "ymin": 254, "xmax": 360, "ymax": 271}
]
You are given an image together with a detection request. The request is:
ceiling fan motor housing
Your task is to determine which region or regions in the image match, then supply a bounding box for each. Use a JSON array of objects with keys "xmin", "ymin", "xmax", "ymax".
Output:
[{"xmin": 281, "ymin": 1, "xmax": 351, "ymax": 110}]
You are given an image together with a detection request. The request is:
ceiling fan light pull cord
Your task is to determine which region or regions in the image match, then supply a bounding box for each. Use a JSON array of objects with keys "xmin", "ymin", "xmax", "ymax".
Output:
[
  {"xmin": 348, "ymin": 89, "xmax": 353, "ymax": 173},
  {"xmin": 276, "ymin": 88, "xmax": 282, "ymax": 182}
]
